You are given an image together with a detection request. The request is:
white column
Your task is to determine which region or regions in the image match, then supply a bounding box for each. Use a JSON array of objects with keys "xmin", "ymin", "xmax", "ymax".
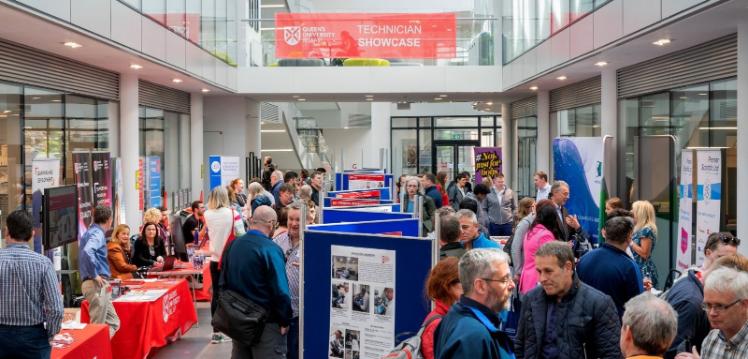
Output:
[
  {"xmin": 190, "ymin": 93, "xmax": 204, "ymax": 201},
  {"xmin": 368, "ymin": 102, "xmax": 391, "ymax": 169},
  {"xmin": 601, "ymin": 67, "xmax": 618, "ymax": 196},
  {"xmin": 119, "ymin": 74, "xmax": 140, "ymax": 228},
  {"xmin": 536, "ymin": 91, "xmax": 551, "ymax": 176},
  {"xmin": 737, "ymin": 21, "xmax": 748, "ymax": 256},
  {"xmin": 500, "ymin": 103, "xmax": 512, "ymax": 187},
  {"xmin": 246, "ymin": 100, "xmax": 261, "ymax": 158}
]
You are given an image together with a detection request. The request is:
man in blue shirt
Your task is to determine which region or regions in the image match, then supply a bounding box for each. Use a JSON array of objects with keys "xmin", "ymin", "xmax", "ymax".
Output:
[
  {"xmin": 0, "ymin": 210, "xmax": 64, "ymax": 358},
  {"xmin": 421, "ymin": 173, "xmax": 443, "ymax": 209},
  {"xmin": 577, "ymin": 209, "xmax": 643, "ymax": 317},
  {"xmin": 79, "ymin": 205, "xmax": 119, "ymax": 337},
  {"xmin": 223, "ymin": 205, "xmax": 293, "ymax": 358},
  {"xmin": 457, "ymin": 209, "xmax": 500, "ymax": 250}
]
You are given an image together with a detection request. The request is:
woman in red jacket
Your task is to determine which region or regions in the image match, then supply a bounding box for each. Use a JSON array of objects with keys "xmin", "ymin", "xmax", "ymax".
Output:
[
  {"xmin": 420, "ymin": 257, "xmax": 463, "ymax": 359},
  {"xmin": 436, "ymin": 171, "xmax": 450, "ymax": 208}
]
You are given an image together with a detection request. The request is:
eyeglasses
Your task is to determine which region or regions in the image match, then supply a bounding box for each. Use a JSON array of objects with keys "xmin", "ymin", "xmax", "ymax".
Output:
[
  {"xmin": 701, "ymin": 299, "xmax": 742, "ymax": 313},
  {"xmin": 481, "ymin": 275, "xmax": 512, "ymax": 286}
]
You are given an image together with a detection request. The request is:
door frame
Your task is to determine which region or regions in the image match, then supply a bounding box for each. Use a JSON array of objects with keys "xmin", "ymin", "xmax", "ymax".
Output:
[{"xmin": 432, "ymin": 140, "xmax": 480, "ymax": 180}]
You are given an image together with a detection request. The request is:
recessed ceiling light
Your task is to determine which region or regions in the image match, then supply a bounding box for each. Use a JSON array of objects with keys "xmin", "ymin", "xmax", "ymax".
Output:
[
  {"xmin": 439, "ymin": 94, "xmax": 448, "ymax": 98},
  {"xmin": 698, "ymin": 93, "xmax": 708, "ymax": 96},
  {"xmin": 63, "ymin": 41, "xmax": 82, "ymax": 49},
  {"xmin": 172, "ymin": 78, "xmax": 183, "ymax": 83},
  {"xmin": 51, "ymin": 99, "xmax": 61, "ymax": 102},
  {"xmin": 3, "ymin": 110, "xmax": 11, "ymax": 113},
  {"xmin": 556, "ymin": 76, "xmax": 567, "ymax": 81},
  {"xmin": 292, "ymin": 95, "xmax": 300, "ymax": 99},
  {"xmin": 31, "ymin": 96, "xmax": 40, "ymax": 100},
  {"xmin": 366, "ymin": 98, "xmax": 373, "ymax": 101},
  {"xmin": 594, "ymin": 61, "xmax": 608, "ymax": 67},
  {"xmin": 679, "ymin": 96, "xmax": 688, "ymax": 100},
  {"xmin": 486, "ymin": 101, "xmax": 493, "ymax": 105},
  {"xmin": 529, "ymin": 86, "xmax": 539, "ymax": 91},
  {"xmin": 365, "ymin": 94, "xmax": 374, "ymax": 98},
  {"xmin": 434, "ymin": 97, "xmax": 442, "ymax": 101},
  {"xmin": 130, "ymin": 64, "xmax": 142, "ymax": 70},
  {"xmin": 298, "ymin": 98, "xmax": 306, "ymax": 102},
  {"xmin": 343, "ymin": 126, "xmax": 349, "ymax": 129},
  {"xmin": 201, "ymin": 88, "xmax": 210, "ymax": 93},
  {"xmin": 653, "ymin": 38, "xmax": 671, "ymax": 46}
]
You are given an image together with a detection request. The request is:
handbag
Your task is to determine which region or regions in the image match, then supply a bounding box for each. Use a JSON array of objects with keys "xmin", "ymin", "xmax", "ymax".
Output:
[{"xmin": 211, "ymin": 239, "xmax": 268, "ymax": 346}]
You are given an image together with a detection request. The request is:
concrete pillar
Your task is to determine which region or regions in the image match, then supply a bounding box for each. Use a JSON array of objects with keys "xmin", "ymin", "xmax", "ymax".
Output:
[
  {"xmin": 500, "ymin": 103, "xmax": 512, "ymax": 187},
  {"xmin": 246, "ymin": 100, "xmax": 261, "ymax": 159},
  {"xmin": 536, "ymin": 91, "xmax": 551, "ymax": 175},
  {"xmin": 369, "ymin": 102, "xmax": 391, "ymax": 169},
  {"xmin": 600, "ymin": 67, "xmax": 618, "ymax": 196},
  {"xmin": 190, "ymin": 93, "xmax": 204, "ymax": 201},
  {"xmin": 737, "ymin": 21, "xmax": 748, "ymax": 257},
  {"xmin": 119, "ymin": 74, "xmax": 140, "ymax": 227}
]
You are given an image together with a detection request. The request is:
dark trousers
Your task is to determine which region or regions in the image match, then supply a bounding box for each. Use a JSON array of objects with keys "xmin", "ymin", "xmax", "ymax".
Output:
[
  {"xmin": 489, "ymin": 222, "xmax": 513, "ymax": 236},
  {"xmin": 0, "ymin": 324, "xmax": 50, "ymax": 359},
  {"xmin": 287, "ymin": 317, "xmax": 299, "ymax": 359},
  {"xmin": 210, "ymin": 261, "xmax": 221, "ymax": 332},
  {"xmin": 231, "ymin": 323, "xmax": 287, "ymax": 359}
]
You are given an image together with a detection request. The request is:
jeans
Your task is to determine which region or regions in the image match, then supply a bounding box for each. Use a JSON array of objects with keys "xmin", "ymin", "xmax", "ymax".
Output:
[
  {"xmin": 287, "ymin": 317, "xmax": 299, "ymax": 359},
  {"xmin": 231, "ymin": 323, "xmax": 287, "ymax": 359},
  {"xmin": 489, "ymin": 222, "xmax": 513, "ymax": 237},
  {"xmin": 210, "ymin": 261, "xmax": 221, "ymax": 332},
  {"xmin": 81, "ymin": 279, "xmax": 120, "ymax": 337},
  {"xmin": 0, "ymin": 324, "xmax": 50, "ymax": 359}
]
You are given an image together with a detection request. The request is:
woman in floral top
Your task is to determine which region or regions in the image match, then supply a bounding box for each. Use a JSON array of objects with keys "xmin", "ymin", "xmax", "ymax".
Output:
[{"xmin": 630, "ymin": 200, "xmax": 659, "ymax": 288}]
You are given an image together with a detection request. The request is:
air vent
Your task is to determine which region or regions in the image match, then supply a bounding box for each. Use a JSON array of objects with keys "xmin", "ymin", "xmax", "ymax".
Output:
[
  {"xmin": 261, "ymin": 102, "xmax": 280, "ymax": 123},
  {"xmin": 348, "ymin": 113, "xmax": 371, "ymax": 127}
]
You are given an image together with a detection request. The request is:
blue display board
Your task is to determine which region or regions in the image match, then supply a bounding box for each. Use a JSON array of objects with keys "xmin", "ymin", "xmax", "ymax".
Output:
[
  {"xmin": 322, "ymin": 208, "xmax": 412, "ymax": 224},
  {"xmin": 309, "ymin": 218, "xmax": 420, "ymax": 237},
  {"xmin": 302, "ymin": 230, "xmax": 432, "ymax": 358}
]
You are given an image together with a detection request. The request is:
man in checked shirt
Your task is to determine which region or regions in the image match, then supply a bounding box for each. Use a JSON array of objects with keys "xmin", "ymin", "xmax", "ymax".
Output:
[{"xmin": 0, "ymin": 210, "xmax": 64, "ymax": 358}]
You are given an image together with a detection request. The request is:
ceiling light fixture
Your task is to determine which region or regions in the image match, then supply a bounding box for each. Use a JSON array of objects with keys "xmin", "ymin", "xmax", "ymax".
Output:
[
  {"xmin": 63, "ymin": 41, "xmax": 82, "ymax": 48},
  {"xmin": 556, "ymin": 76, "xmax": 567, "ymax": 81},
  {"xmin": 434, "ymin": 97, "xmax": 442, "ymax": 101},
  {"xmin": 594, "ymin": 61, "xmax": 608, "ymax": 67},
  {"xmin": 130, "ymin": 64, "xmax": 142, "ymax": 70},
  {"xmin": 2, "ymin": 110, "xmax": 10, "ymax": 114},
  {"xmin": 201, "ymin": 88, "xmax": 210, "ymax": 93},
  {"xmin": 529, "ymin": 86, "xmax": 539, "ymax": 91},
  {"xmin": 260, "ymin": 4, "xmax": 286, "ymax": 8},
  {"xmin": 439, "ymin": 94, "xmax": 448, "ymax": 98},
  {"xmin": 292, "ymin": 95, "xmax": 300, "ymax": 99},
  {"xmin": 298, "ymin": 98, "xmax": 306, "ymax": 102},
  {"xmin": 652, "ymin": 38, "xmax": 671, "ymax": 46},
  {"xmin": 366, "ymin": 98, "xmax": 374, "ymax": 101},
  {"xmin": 172, "ymin": 78, "xmax": 183, "ymax": 83},
  {"xmin": 486, "ymin": 101, "xmax": 493, "ymax": 105}
]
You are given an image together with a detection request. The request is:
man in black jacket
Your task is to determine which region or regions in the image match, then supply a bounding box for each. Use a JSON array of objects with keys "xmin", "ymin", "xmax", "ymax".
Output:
[{"xmin": 515, "ymin": 241, "xmax": 621, "ymax": 359}]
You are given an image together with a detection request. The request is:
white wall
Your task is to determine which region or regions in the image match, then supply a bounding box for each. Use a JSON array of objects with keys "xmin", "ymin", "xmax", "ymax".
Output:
[
  {"xmin": 324, "ymin": 102, "xmax": 390, "ymax": 170},
  {"xmin": 390, "ymin": 102, "xmax": 497, "ymax": 117}
]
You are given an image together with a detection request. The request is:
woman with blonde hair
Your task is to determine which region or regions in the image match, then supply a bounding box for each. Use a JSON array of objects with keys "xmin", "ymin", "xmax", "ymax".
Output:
[
  {"xmin": 246, "ymin": 181, "xmax": 274, "ymax": 218},
  {"xmin": 630, "ymin": 200, "xmax": 659, "ymax": 288},
  {"xmin": 107, "ymin": 224, "xmax": 138, "ymax": 279}
]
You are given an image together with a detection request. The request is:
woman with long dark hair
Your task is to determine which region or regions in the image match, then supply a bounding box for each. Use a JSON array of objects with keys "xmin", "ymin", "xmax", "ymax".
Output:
[
  {"xmin": 519, "ymin": 199, "xmax": 565, "ymax": 294},
  {"xmin": 132, "ymin": 222, "xmax": 166, "ymax": 267}
]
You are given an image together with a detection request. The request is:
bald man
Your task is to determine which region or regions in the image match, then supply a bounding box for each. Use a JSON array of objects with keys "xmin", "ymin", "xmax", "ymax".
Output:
[{"xmin": 222, "ymin": 205, "xmax": 293, "ymax": 358}]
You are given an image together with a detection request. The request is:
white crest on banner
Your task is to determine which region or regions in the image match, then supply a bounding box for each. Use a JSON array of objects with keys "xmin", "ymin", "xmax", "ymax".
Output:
[{"xmin": 284, "ymin": 26, "xmax": 301, "ymax": 45}]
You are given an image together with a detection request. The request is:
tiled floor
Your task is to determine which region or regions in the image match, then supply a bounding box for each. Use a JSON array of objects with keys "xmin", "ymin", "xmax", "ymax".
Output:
[{"xmin": 151, "ymin": 302, "xmax": 233, "ymax": 358}]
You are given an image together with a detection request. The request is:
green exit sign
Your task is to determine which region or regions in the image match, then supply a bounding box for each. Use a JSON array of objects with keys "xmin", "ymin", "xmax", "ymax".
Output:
[{"xmin": 452, "ymin": 133, "xmax": 462, "ymax": 140}]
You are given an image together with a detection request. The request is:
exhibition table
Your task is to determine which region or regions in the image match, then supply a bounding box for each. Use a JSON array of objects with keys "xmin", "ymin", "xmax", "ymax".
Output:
[
  {"xmin": 81, "ymin": 279, "xmax": 197, "ymax": 359},
  {"xmin": 147, "ymin": 262, "xmax": 212, "ymax": 302},
  {"xmin": 51, "ymin": 324, "xmax": 112, "ymax": 359}
]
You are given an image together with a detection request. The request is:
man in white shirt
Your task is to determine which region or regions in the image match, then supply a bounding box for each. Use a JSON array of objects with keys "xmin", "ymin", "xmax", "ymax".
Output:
[{"xmin": 534, "ymin": 171, "xmax": 552, "ymax": 202}]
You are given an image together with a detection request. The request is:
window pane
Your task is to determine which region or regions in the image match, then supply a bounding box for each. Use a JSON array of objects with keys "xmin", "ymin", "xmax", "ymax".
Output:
[
  {"xmin": 66, "ymin": 96, "xmax": 108, "ymax": 181},
  {"xmin": 435, "ymin": 117, "xmax": 478, "ymax": 127},
  {"xmin": 140, "ymin": 107, "xmax": 165, "ymax": 208},
  {"xmin": 215, "ymin": 0, "xmax": 228, "ymax": 63},
  {"xmin": 536, "ymin": 0, "xmax": 550, "ymax": 44},
  {"xmin": 551, "ymin": 0, "xmax": 570, "ymax": 33},
  {"xmin": 481, "ymin": 116, "xmax": 495, "ymax": 128},
  {"xmin": 639, "ymin": 93, "xmax": 670, "ymax": 136},
  {"xmin": 418, "ymin": 129, "xmax": 432, "ymax": 174},
  {"xmin": 574, "ymin": 105, "xmax": 600, "ymax": 136},
  {"xmin": 164, "ymin": 111, "xmax": 180, "ymax": 201},
  {"xmin": 24, "ymin": 88, "xmax": 64, "ymax": 207},
  {"xmin": 391, "ymin": 130, "xmax": 417, "ymax": 179},
  {"xmin": 419, "ymin": 117, "xmax": 432, "ymax": 127},
  {"xmin": 672, "ymin": 84, "xmax": 709, "ymax": 149},
  {"xmin": 185, "ymin": 0, "xmax": 201, "ymax": 43},
  {"xmin": 0, "ymin": 82, "xmax": 23, "ymax": 232},
  {"xmin": 571, "ymin": 0, "xmax": 594, "ymax": 21},
  {"xmin": 710, "ymin": 78, "xmax": 737, "ymax": 231},
  {"xmin": 201, "ymin": 0, "xmax": 216, "ymax": 52},
  {"xmin": 620, "ymin": 98, "xmax": 638, "ymax": 206},
  {"xmin": 435, "ymin": 129, "xmax": 479, "ymax": 141},
  {"xmin": 166, "ymin": 0, "xmax": 187, "ymax": 37},
  {"xmin": 391, "ymin": 117, "xmax": 417, "ymax": 128},
  {"xmin": 142, "ymin": 0, "xmax": 166, "ymax": 25},
  {"xmin": 481, "ymin": 129, "xmax": 494, "ymax": 147},
  {"xmin": 517, "ymin": 116, "xmax": 537, "ymax": 198}
]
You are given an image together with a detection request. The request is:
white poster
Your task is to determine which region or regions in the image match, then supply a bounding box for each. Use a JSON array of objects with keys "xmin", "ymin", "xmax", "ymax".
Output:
[
  {"xmin": 31, "ymin": 158, "xmax": 61, "ymax": 193},
  {"xmin": 329, "ymin": 245, "xmax": 395, "ymax": 359},
  {"xmin": 348, "ymin": 174, "xmax": 386, "ymax": 190},
  {"xmin": 676, "ymin": 152, "xmax": 693, "ymax": 271},
  {"xmin": 220, "ymin": 156, "xmax": 241, "ymax": 187},
  {"xmin": 695, "ymin": 150, "xmax": 722, "ymax": 267}
]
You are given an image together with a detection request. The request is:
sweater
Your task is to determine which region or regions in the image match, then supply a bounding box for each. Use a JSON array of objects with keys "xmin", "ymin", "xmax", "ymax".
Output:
[{"xmin": 519, "ymin": 225, "xmax": 556, "ymax": 294}]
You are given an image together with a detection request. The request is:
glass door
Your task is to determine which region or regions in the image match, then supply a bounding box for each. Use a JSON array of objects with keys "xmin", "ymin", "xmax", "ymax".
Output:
[{"xmin": 433, "ymin": 140, "xmax": 480, "ymax": 181}]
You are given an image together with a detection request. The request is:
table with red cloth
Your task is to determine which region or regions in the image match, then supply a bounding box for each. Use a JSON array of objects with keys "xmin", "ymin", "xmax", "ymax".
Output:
[
  {"xmin": 51, "ymin": 323, "xmax": 113, "ymax": 359},
  {"xmin": 147, "ymin": 262, "xmax": 212, "ymax": 301},
  {"xmin": 81, "ymin": 279, "xmax": 197, "ymax": 359}
]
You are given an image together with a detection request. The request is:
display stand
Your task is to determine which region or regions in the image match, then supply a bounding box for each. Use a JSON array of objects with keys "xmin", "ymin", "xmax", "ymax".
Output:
[
  {"xmin": 309, "ymin": 218, "xmax": 420, "ymax": 237},
  {"xmin": 322, "ymin": 208, "xmax": 412, "ymax": 224}
]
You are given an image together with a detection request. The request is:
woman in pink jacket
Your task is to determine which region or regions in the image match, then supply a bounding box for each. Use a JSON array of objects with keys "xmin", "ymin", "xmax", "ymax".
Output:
[{"xmin": 519, "ymin": 200, "xmax": 566, "ymax": 294}]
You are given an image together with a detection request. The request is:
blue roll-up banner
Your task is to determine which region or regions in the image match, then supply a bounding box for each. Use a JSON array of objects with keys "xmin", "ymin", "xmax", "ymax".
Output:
[
  {"xmin": 553, "ymin": 137, "xmax": 605, "ymax": 244},
  {"xmin": 303, "ymin": 230, "xmax": 432, "ymax": 358},
  {"xmin": 147, "ymin": 156, "xmax": 162, "ymax": 208},
  {"xmin": 208, "ymin": 155, "xmax": 222, "ymax": 190},
  {"xmin": 322, "ymin": 208, "xmax": 412, "ymax": 224},
  {"xmin": 309, "ymin": 218, "xmax": 420, "ymax": 237}
]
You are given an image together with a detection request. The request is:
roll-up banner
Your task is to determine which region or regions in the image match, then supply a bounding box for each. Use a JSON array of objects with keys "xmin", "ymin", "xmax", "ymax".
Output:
[
  {"xmin": 113, "ymin": 158, "xmax": 126, "ymax": 225},
  {"xmin": 73, "ymin": 152, "xmax": 93, "ymax": 237},
  {"xmin": 695, "ymin": 150, "xmax": 722, "ymax": 267},
  {"xmin": 91, "ymin": 152, "xmax": 112, "ymax": 208},
  {"xmin": 552, "ymin": 137, "xmax": 606, "ymax": 244},
  {"xmin": 676, "ymin": 151, "xmax": 694, "ymax": 271},
  {"xmin": 473, "ymin": 147, "xmax": 502, "ymax": 183},
  {"xmin": 208, "ymin": 155, "xmax": 241, "ymax": 190},
  {"xmin": 31, "ymin": 158, "xmax": 61, "ymax": 254},
  {"xmin": 275, "ymin": 13, "xmax": 456, "ymax": 59},
  {"xmin": 147, "ymin": 156, "xmax": 162, "ymax": 208}
]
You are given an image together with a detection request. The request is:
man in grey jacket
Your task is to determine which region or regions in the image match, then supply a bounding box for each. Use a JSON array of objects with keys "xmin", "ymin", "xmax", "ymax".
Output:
[{"xmin": 487, "ymin": 173, "xmax": 516, "ymax": 236}]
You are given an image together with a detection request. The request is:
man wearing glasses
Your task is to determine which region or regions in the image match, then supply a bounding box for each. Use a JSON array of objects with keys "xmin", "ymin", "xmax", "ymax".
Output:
[
  {"xmin": 665, "ymin": 232, "xmax": 740, "ymax": 359},
  {"xmin": 675, "ymin": 267, "xmax": 748, "ymax": 359},
  {"xmin": 433, "ymin": 249, "xmax": 516, "ymax": 358},
  {"xmin": 515, "ymin": 241, "xmax": 621, "ymax": 359}
]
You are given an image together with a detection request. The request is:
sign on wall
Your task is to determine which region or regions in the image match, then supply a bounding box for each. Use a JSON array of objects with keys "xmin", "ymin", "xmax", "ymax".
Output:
[
  {"xmin": 31, "ymin": 158, "xmax": 61, "ymax": 194},
  {"xmin": 275, "ymin": 12, "xmax": 456, "ymax": 59},
  {"xmin": 208, "ymin": 155, "xmax": 241, "ymax": 191},
  {"xmin": 695, "ymin": 150, "xmax": 722, "ymax": 267},
  {"xmin": 676, "ymin": 151, "xmax": 694, "ymax": 271},
  {"xmin": 473, "ymin": 147, "xmax": 502, "ymax": 183}
]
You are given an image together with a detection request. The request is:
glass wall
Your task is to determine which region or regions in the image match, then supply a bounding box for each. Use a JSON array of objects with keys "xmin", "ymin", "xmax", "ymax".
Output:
[
  {"xmin": 0, "ymin": 83, "xmax": 23, "ymax": 232},
  {"xmin": 391, "ymin": 115, "xmax": 501, "ymax": 181},
  {"xmin": 516, "ymin": 116, "xmax": 537, "ymax": 199},
  {"xmin": 119, "ymin": 0, "xmax": 238, "ymax": 66},
  {"xmin": 503, "ymin": 0, "xmax": 612, "ymax": 63},
  {"xmin": 551, "ymin": 104, "xmax": 601, "ymax": 138}
]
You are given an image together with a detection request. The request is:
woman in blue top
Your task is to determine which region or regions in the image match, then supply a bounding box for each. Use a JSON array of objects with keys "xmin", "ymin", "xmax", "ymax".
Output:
[{"xmin": 630, "ymin": 200, "xmax": 659, "ymax": 289}]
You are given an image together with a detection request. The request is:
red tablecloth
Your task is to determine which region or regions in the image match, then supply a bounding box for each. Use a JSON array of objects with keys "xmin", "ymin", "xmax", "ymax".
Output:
[
  {"xmin": 81, "ymin": 279, "xmax": 197, "ymax": 359},
  {"xmin": 147, "ymin": 263, "xmax": 212, "ymax": 301},
  {"xmin": 52, "ymin": 323, "xmax": 112, "ymax": 359}
]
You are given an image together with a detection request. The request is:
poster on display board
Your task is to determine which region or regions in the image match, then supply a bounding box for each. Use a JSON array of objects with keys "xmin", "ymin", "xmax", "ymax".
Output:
[
  {"xmin": 275, "ymin": 13, "xmax": 456, "ymax": 59},
  {"xmin": 73, "ymin": 152, "xmax": 93, "ymax": 233},
  {"xmin": 695, "ymin": 150, "xmax": 722, "ymax": 267},
  {"xmin": 335, "ymin": 190, "xmax": 381, "ymax": 200},
  {"xmin": 347, "ymin": 174, "xmax": 385, "ymax": 190},
  {"xmin": 91, "ymin": 152, "xmax": 112, "ymax": 208},
  {"xmin": 552, "ymin": 137, "xmax": 605, "ymax": 244},
  {"xmin": 473, "ymin": 147, "xmax": 502, "ymax": 183},
  {"xmin": 31, "ymin": 158, "xmax": 61, "ymax": 254},
  {"xmin": 329, "ymin": 245, "xmax": 395, "ymax": 359},
  {"xmin": 208, "ymin": 155, "xmax": 241, "ymax": 190},
  {"xmin": 147, "ymin": 156, "xmax": 162, "ymax": 208},
  {"xmin": 676, "ymin": 152, "xmax": 694, "ymax": 271}
]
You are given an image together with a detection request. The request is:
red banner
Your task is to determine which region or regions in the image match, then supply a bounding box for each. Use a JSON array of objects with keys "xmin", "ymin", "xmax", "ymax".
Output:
[
  {"xmin": 275, "ymin": 13, "xmax": 456, "ymax": 59},
  {"xmin": 330, "ymin": 198, "xmax": 381, "ymax": 207},
  {"xmin": 335, "ymin": 190, "xmax": 381, "ymax": 199}
]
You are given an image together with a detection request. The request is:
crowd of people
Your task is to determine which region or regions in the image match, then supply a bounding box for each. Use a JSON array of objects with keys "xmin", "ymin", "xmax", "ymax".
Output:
[{"xmin": 1, "ymin": 159, "xmax": 746, "ymax": 359}]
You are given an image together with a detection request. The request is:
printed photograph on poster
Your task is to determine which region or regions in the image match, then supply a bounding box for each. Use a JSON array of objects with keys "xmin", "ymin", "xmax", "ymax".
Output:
[
  {"xmin": 373, "ymin": 287, "xmax": 394, "ymax": 316},
  {"xmin": 344, "ymin": 329, "xmax": 361, "ymax": 359},
  {"xmin": 332, "ymin": 282, "xmax": 350, "ymax": 309},
  {"xmin": 352, "ymin": 284, "xmax": 370, "ymax": 313},
  {"xmin": 329, "ymin": 328, "xmax": 345, "ymax": 358},
  {"xmin": 332, "ymin": 256, "xmax": 359, "ymax": 281}
]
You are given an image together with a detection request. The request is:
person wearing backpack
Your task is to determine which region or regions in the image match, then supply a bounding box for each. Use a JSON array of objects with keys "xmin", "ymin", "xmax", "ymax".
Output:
[{"xmin": 420, "ymin": 257, "xmax": 463, "ymax": 359}]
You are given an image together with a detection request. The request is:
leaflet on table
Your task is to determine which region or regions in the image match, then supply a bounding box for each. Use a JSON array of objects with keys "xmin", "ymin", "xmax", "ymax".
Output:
[
  {"xmin": 115, "ymin": 289, "xmax": 169, "ymax": 302},
  {"xmin": 329, "ymin": 245, "xmax": 395, "ymax": 359}
]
